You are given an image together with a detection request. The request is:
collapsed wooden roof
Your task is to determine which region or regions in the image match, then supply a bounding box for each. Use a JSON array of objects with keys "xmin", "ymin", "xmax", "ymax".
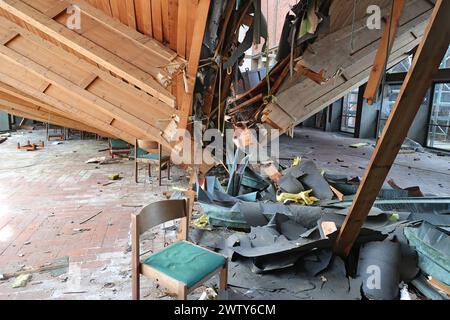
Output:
[
  {"xmin": 0, "ymin": 0, "xmax": 209, "ymax": 149},
  {"xmin": 0, "ymin": 0, "xmax": 436, "ymax": 152}
]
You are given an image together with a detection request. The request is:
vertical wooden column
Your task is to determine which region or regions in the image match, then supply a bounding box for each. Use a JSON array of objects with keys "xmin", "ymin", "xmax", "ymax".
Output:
[
  {"xmin": 334, "ymin": 0, "xmax": 450, "ymax": 257},
  {"xmin": 178, "ymin": 0, "xmax": 211, "ymax": 130}
]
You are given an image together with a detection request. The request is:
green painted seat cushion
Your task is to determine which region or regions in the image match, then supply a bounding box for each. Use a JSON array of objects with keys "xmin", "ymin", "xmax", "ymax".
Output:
[
  {"xmin": 143, "ymin": 241, "xmax": 225, "ymax": 288},
  {"xmin": 131, "ymin": 148, "xmax": 169, "ymax": 161},
  {"xmin": 142, "ymin": 153, "xmax": 161, "ymax": 160},
  {"xmin": 110, "ymin": 139, "xmax": 130, "ymax": 148}
]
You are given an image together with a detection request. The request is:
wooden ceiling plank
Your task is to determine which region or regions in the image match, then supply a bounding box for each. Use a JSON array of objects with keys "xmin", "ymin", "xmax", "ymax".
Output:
[
  {"xmin": 176, "ymin": 0, "xmax": 187, "ymax": 57},
  {"xmin": 151, "ymin": 0, "xmax": 163, "ymax": 43},
  {"xmin": 0, "ymin": 97, "xmax": 110, "ymax": 136},
  {"xmin": 0, "ymin": 43, "xmax": 165, "ymax": 142},
  {"xmin": 125, "ymin": 0, "xmax": 137, "ymax": 30},
  {"xmin": 0, "ymin": 19, "xmax": 176, "ymax": 147},
  {"xmin": 161, "ymin": 0, "xmax": 170, "ymax": 44},
  {"xmin": 134, "ymin": 0, "xmax": 153, "ymax": 37},
  {"xmin": 267, "ymin": 0, "xmax": 433, "ymax": 132},
  {"xmin": 179, "ymin": 0, "xmax": 211, "ymax": 129},
  {"xmin": 0, "ymin": 0, "xmax": 177, "ymax": 107},
  {"xmin": 168, "ymin": 0, "xmax": 178, "ymax": 51}
]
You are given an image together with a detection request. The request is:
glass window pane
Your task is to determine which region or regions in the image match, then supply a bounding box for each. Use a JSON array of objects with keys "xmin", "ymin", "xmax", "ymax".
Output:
[
  {"xmin": 380, "ymin": 84, "xmax": 401, "ymax": 119},
  {"xmin": 427, "ymin": 83, "xmax": 450, "ymax": 150},
  {"xmin": 340, "ymin": 89, "xmax": 359, "ymax": 133},
  {"xmin": 378, "ymin": 84, "xmax": 428, "ymax": 136},
  {"xmin": 440, "ymin": 45, "xmax": 450, "ymax": 69},
  {"xmin": 388, "ymin": 55, "xmax": 412, "ymax": 74}
]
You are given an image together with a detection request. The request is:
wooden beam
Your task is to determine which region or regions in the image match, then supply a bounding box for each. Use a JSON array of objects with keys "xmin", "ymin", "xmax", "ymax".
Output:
[
  {"xmin": 334, "ymin": 0, "xmax": 450, "ymax": 257},
  {"xmin": 0, "ymin": 97, "xmax": 110, "ymax": 136},
  {"xmin": 363, "ymin": 0, "xmax": 405, "ymax": 105},
  {"xmin": 0, "ymin": 0, "xmax": 177, "ymax": 107},
  {"xmin": 266, "ymin": 0, "xmax": 434, "ymax": 133},
  {"xmin": 0, "ymin": 17, "xmax": 179, "ymax": 149},
  {"xmin": 178, "ymin": 0, "xmax": 211, "ymax": 129}
]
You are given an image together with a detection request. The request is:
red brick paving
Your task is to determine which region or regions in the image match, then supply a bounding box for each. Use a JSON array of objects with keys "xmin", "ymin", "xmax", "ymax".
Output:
[{"xmin": 0, "ymin": 129, "xmax": 189, "ymax": 300}]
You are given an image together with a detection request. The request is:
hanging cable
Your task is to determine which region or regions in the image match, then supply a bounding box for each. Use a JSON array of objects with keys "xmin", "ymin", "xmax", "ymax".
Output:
[
  {"xmin": 265, "ymin": 0, "xmax": 271, "ymax": 98},
  {"xmin": 350, "ymin": 0, "xmax": 358, "ymax": 52}
]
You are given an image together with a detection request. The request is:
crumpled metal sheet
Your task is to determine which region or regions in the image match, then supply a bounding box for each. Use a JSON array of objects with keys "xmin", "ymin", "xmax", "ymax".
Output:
[
  {"xmin": 227, "ymin": 255, "xmax": 362, "ymax": 300},
  {"xmin": 404, "ymin": 222, "xmax": 450, "ymax": 286},
  {"xmin": 298, "ymin": 160, "xmax": 333, "ymax": 201},
  {"xmin": 326, "ymin": 197, "xmax": 450, "ymax": 215},
  {"xmin": 227, "ymin": 211, "xmax": 389, "ymax": 273}
]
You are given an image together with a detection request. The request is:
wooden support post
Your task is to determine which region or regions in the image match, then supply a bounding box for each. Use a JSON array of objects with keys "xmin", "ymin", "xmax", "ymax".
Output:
[
  {"xmin": 178, "ymin": 0, "xmax": 211, "ymax": 130},
  {"xmin": 334, "ymin": 0, "xmax": 450, "ymax": 257},
  {"xmin": 363, "ymin": 0, "xmax": 405, "ymax": 105}
]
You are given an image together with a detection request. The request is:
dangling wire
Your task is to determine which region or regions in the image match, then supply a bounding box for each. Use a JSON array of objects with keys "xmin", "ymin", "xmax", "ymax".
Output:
[
  {"xmin": 350, "ymin": 0, "xmax": 358, "ymax": 52},
  {"xmin": 218, "ymin": 60, "xmax": 223, "ymax": 133},
  {"xmin": 265, "ymin": 0, "xmax": 271, "ymax": 98}
]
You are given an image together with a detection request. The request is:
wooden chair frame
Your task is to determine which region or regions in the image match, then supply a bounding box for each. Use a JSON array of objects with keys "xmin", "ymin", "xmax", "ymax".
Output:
[
  {"xmin": 46, "ymin": 123, "xmax": 66, "ymax": 141},
  {"xmin": 134, "ymin": 139, "xmax": 171, "ymax": 186},
  {"xmin": 131, "ymin": 199, "xmax": 228, "ymax": 300}
]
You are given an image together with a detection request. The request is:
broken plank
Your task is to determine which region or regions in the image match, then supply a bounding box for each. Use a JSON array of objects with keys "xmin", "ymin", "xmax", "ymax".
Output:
[{"xmin": 364, "ymin": 0, "xmax": 406, "ymax": 104}]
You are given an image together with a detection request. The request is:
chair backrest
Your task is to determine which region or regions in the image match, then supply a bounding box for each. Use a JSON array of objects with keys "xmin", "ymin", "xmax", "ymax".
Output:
[
  {"xmin": 136, "ymin": 139, "xmax": 160, "ymax": 155},
  {"xmin": 133, "ymin": 199, "xmax": 188, "ymax": 236}
]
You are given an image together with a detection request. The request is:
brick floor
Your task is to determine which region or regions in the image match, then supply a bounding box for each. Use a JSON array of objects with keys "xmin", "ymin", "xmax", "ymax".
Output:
[{"xmin": 0, "ymin": 128, "xmax": 190, "ymax": 300}]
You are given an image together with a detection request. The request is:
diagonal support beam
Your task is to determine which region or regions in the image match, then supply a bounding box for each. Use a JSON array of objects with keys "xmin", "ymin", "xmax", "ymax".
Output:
[
  {"xmin": 363, "ymin": 0, "xmax": 405, "ymax": 105},
  {"xmin": 334, "ymin": 0, "xmax": 450, "ymax": 257}
]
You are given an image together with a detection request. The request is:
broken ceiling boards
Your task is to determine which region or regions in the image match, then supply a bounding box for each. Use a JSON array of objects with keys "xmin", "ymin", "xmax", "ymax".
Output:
[
  {"xmin": 0, "ymin": 0, "xmax": 213, "ymax": 149},
  {"xmin": 264, "ymin": 0, "xmax": 434, "ymax": 134},
  {"xmin": 0, "ymin": 15, "xmax": 178, "ymax": 148},
  {"xmin": 0, "ymin": 0, "xmax": 183, "ymax": 105}
]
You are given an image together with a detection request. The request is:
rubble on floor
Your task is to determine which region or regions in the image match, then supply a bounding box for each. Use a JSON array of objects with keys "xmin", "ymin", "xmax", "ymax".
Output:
[{"xmin": 189, "ymin": 151, "xmax": 450, "ymax": 300}]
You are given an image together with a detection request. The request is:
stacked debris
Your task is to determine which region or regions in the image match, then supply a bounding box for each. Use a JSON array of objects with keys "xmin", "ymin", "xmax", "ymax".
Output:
[
  {"xmin": 189, "ymin": 152, "xmax": 450, "ymax": 300},
  {"xmin": 194, "ymin": 0, "xmax": 331, "ymax": 140}
]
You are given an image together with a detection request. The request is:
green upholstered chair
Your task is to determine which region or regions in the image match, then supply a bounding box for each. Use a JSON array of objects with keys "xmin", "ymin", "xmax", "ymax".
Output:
[
  {"xmin": 134, "ymin": 139, "xmax": 171, "ymax": 186},
  {"xmin": 131, "ymin": 199, "xmax": 228, "ymax": 300}
]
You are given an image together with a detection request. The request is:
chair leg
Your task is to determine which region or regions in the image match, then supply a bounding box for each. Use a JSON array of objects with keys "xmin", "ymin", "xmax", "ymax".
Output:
[
  {"xmin": 219, "ymin": 261, "xmax": 228, "ymax": 291},
  {"xmin": 148, "ymin": 164, "xmax": 152, "ymax": 178},
  {"xmin": 135, "ymin": 161, "xmax": 138, "ymax": 183},
  {"xmin": 167, "ymin": 161, "xmax": 171, "ymax": 181},
  {"xmin": 177, "ymin": 284, "xmax": 188, "ymax": 300},
  {"xmin": 132, "ymin": 271, "xmax": 140, "ymax": 300},
  {"xmin": 158, "ymin": 162, "xmax": 162, "ymax": 186}
]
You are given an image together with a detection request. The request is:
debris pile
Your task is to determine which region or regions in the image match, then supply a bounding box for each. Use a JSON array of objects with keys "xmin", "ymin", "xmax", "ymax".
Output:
[{"xmin": 188, "ymin": 151, "xmax": 450, "ymax": 300}]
